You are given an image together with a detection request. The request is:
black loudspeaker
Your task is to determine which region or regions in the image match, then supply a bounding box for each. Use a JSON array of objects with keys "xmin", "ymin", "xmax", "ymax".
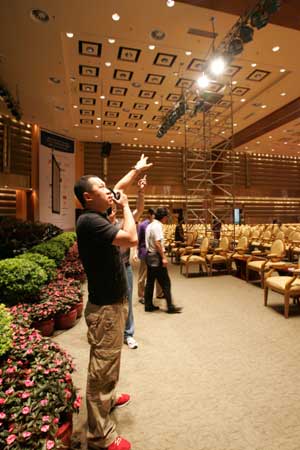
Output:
[{"xmin": 101, "ymin": 142, "xmax": 112, "ymax": 157}]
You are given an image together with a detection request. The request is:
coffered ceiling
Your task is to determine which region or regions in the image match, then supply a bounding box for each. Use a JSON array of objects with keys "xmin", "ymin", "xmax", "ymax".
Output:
[{"xmin": 1, "ymin": 0, "xmax": 300, "ymax": 155}]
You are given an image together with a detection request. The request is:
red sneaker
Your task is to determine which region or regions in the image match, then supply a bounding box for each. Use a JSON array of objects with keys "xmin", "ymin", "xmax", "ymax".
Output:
[
  {"xmin": 114, "ymin": 393, "xmax": 130, "ymax": 409},
  {"xmin": 107, "ymin": 436, "xmax": 131, "ymax": 450}
]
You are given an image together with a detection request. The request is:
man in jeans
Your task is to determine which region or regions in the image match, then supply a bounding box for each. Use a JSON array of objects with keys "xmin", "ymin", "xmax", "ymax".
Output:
[
  {"xmin": 74, "ymin": 161, "xmax": 146, "ymax": 450},
  {"xmin": 144, "ymin": 207, "xmax": 182, "ymax": 314}
]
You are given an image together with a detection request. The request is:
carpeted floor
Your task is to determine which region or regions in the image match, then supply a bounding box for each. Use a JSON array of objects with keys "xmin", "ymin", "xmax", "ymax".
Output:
[{"xmin": 54, "ymin": 262, "xmax": 300, "ymax": 450}]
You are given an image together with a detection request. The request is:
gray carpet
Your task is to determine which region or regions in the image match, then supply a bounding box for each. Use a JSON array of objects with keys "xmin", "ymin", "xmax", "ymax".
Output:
[{"xmin": 54, "ymin": 263, "xmax": 300, "ymax": 450}]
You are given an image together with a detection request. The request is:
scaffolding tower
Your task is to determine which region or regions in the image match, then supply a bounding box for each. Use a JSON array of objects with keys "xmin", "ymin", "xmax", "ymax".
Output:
[{"xmin": 184, "ymin": 81, "xmax": 235, "ymax": 228}]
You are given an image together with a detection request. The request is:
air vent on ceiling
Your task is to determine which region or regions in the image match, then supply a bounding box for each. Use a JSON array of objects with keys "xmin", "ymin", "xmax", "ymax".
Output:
[
  {"xmin": 187, "ymin": 28, "xmax": 217, "ymax": 39},
  {"xmin": 243, "ymin": 112, "xmax": 255, "ymax": 120}
]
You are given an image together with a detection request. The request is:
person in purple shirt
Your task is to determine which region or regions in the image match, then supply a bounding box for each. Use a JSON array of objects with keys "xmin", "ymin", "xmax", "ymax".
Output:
[{"xmin": 137, "ymin": 209, "xmax": 163, "ymax": 304}]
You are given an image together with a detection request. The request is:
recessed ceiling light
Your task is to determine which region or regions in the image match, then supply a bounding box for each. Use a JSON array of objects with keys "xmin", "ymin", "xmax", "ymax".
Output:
[
  {"xmin": 100, "ymin": 95, "xmax": 105, "ymax": 99},
  {"xmin": 138, "ymin": 128, "xmax": 142, "ymax": 131},
  {"xmin": 112, "ymin": 13, "xmax": 120, "ymax": 21},
  {"xmin": 48, "ymin": 77, "xmax": 61, "ymax": 84},
  {"xmin": 95, "ymin": 135, "xmax": 99, "ymax": 138},
  {"xmin": 66, "ymin": 32, "xmax": 74, "ymax": 38},
  {"xmin": 170, "ymin": 140, "xmax": 175, "ymax": 143},
  {"xmin": 30, "ymin": 9, "xmax": 50, "ymax": 23},
  {"xmin": 232, "ymin": 80, "xmax": 237, "ymax": 85},
  {"xmin": 215, "ymin": 118, "xmax": 219, "ymax": 122},
  {"xmin": 269, "ymin": 135, "xmax": 272, "ymax": 139},
  {"xmin": 261, "ymin": 104, "xmax": 267, "ymax": 108},
  {"xmin": 108, "ymin": 38, "xmax": 116, "ymax": 44},
  {"xmin": 73, "ymin": 105, "xmax": 78, "ymax": 109},
  {"xmin": 256, "ymin": 141, "xmax": 260, "ymax": 144},
  {"xmin": 233, "ymin": 123, "xmax": 237, "ymax": 127},
  {"xmin": 166, "ymin": 0, "xmax": 175, "ymax": 7},
  {"xmin": 280, "ymin": 92, "xmax": 286, "ymax": 96},
  {"xmin": 297, "ymin": 143, "xmax": 300, "ymax": 146},
  {"xmin": 251, "ymin": 63, "xmax": 257, "ymax": 67},
  {"xmin": 133, "ymin": 137, "xmax": 138, "ymax": 141},
  {"xmin": 96, "ymin": 125, "xmax": 100, "ymax": 128},
  {"xmin": 245, "ymin": 146, "xmax": 248, "ymax": 150},
  {"xmin": 185, "ymin": 51, "xmax": 192, "ymax": 56},
  {"xmin": 154, "ymin": 101, "xmax": 159, "ymax": 105},
  {"xmin": 272, "ymin": 46, "xmax": 280, "ymax": 52},
  {"xmin": 117, "ymin": 127, "xmax": 120, "ymax": 130},
  {"xmin": 284, "ymin": 141, "xmax": 288, "ymax": 144},
  {"xmin": 221, "ymin": 131, "xmax": 225, "ymax": 134},
  {"xmin": 70, "ymin": 77, "xmax": 76, "ymax": 82},
  {"xmin": 240, "ymin": 98, "xmax": 246, "ymax": 102},
  {"xmin": 178, "ymin": 131, "xmax": 182, "ymax": 134},
  {"xmin": 148, "ymin": 45, "xmax": 155, "ymax": 50},
  {"xmin": 271, "ymin": 148, "xmax": 274, "ymax": 151},
  {"xmin": 105, "ymin": 62, "xmax": 111, "ymax": 67},
  {"xmin": 74, "ymin": 124, "xmax": 79, "ymax": 127},
  {"xmin": 280, "ymin": 68, "xmax": 286, "ymax": 73},
  {"xmin": 97, "ymin": 117, "xmax": 101, "ymax": 121}
]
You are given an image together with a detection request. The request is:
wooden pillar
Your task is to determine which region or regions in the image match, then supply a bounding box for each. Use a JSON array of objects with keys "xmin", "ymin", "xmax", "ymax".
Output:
[
  {"xmin": 27, "ymin": 124, "xmax": 40, "ymax": 221},
  {"xmin": 15, "ymin": 190, "xmax": 27, "ymax": 220},
  {"xmin": 74, "ymin": 141, "xmax": 84, "ymax": 210}
]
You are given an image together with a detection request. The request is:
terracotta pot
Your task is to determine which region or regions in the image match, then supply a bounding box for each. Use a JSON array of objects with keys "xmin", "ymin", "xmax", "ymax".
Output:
[
  {"xmin": 56, "ymin": 414, "xmax": 73, "ymax": 449},
  {"xmin": 32, "ymin": 318, "xmax": 55, "ymax": 337},
  {"xmin": 74, "ymin": 301, "xmax": 84, "ymax": 318},
  {"xmin": 55, "ymin": 309, "xmax": 77, "ymax": 330}
]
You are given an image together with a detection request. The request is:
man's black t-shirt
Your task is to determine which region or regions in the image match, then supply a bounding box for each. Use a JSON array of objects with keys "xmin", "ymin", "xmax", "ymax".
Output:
[{"xmin": 76, "ymin": 210, "xmax": 128, "ymax": 305}]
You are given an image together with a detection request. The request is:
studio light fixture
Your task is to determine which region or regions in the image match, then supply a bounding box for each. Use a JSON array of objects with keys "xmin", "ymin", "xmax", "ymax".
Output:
[
  {"xmin": 239, "ymin": 24, "xmax": 254, "ymax": 43},
  {"xmin": 197, "ymin": 73, "xmax": 209, "ymax": 89},
  {"xmin": 227, "ymin": 38, "xmax": 243, "ymax": 55}
]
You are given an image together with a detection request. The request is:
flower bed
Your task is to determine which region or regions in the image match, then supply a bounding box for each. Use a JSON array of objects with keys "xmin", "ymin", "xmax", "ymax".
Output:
[{"xmin": 0, "ymin": 323, "xmax": 81, "ymax": 449}]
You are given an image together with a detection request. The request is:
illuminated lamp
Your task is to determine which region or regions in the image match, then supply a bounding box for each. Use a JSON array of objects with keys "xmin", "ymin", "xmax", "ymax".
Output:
[
  {"xmin": 250, "ymin": 10, "xmax": 269, "ymax": 29},
  {"xmin": 228, "ymin": 38, "xmax": 243, "ymax": 56},
  {"xmin": 239, "ymin": 24, "xmax": 254, "ymax": 43}
]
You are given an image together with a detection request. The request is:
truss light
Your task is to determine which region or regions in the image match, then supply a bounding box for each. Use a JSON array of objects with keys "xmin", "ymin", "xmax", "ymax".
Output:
[
  {"xmin": 228, "ymin": 38, "xmax": 243, "ymax": 56},
  {"xmin": 66, "ymin": 32, "xmax": 74, "ymax": 38},
  {"xmin": 210, "ymin": 56, "xmax": 226, "ymax": 75},
  {"xmin": 250, "ymin": 10, "xmax": 269, "ymax": 29},
  {"xmin": 239, "ymin": 24, "xmax": 254, "ymax": 43},
  {"xmin": 197, "ymin": 74, "xmax": 209, "ymax": 88},
  {"xmin": 280, "ymin": 92, "xmax": 286, "ymax": 96},
  {"xmin": 263, "ymin": 0, "xmax": 281, "ymax": 14}
]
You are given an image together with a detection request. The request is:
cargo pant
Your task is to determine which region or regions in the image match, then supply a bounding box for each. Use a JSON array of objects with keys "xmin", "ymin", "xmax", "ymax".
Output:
[{"xmin": 85, "ymin": 299, "xmax": 128, "ymax": 448}]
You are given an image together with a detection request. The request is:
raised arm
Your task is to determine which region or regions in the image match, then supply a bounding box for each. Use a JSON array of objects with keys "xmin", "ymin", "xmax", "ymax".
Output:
[
  {"xmin": 114, "ymin": 153, "xmax": 152, "ymax": 191},
  {"xmin": 112, "ymin": 192, "xmax": 138, "ymax": 247},
  {"xmin": 132, "ymin": 175, "xmax": 146, "ymax": 222}
]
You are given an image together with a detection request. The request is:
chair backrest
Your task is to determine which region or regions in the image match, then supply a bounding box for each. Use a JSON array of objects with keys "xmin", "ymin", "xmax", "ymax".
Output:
[
  {"xmin": 219, "ymin": 236, "xmax": 229, "ymax": 251},
  {"xmin": 276, "ymin": 230, "xmax": 284, "ymax": 240},
  {"xmin": 201, "ymin": 237, "xmax": 209, "ymax": 252},
  {"xmin": 185, "ymin": 232, "xmax": 195, "ymax": 246},
  {"xmin": 270, "ymin": 239, "xmax": 284, "ymax": 256},
  {"xmin": 237, "ymin": 236, "xmax": 248, "ymax": 249}
]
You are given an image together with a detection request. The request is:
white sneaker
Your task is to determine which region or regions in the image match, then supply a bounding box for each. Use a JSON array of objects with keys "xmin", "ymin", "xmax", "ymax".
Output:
[{"xmin": 126, "ymin": 336, "xmax": 138, "ymax": 349}]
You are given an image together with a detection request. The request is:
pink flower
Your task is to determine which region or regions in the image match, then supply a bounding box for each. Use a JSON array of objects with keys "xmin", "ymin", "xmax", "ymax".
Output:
[
  {"xmin": 5, "ymin": 387, "xmax": 14, "ymax": 395},
  {"xmin": 42, "ymin": 415, "xmax": 50, "ymax": 422},
  {"xmin": 22, "ymin": 406, "xmax": 31, "ymax": 415},
  {"xmin": 0, "ymin": 378, "xmax": 3, "ymax": 385},
  {"xmin": 0, "ymin": 398, "xmax": 5, "ymax": 404},
  {"xmin": 41, "ymin": 424, "xmax": 50, "ymax": 432},
  {"xmin": 24, "ymin": 379, "xmax": 34, "ymax": 387},
  {"xmin": 64, "ymin": 388, "xmax": 72, "ymax": 399},
  {"xmin": 6, "ymin": 434, "xmax": 17, "ymax": 445},
  {"xmin": 21, "ymin": 391, "xmax": 31, "ymax": 399},
  {"xmin": 46, "ymin": 440, "xmax": 55, "ymax": 449},
  {"xmin": 23, "ymin": 431, "xmax": 32, "ymax": 439},
  {"xmin": 74, "ymin": 395, "xmax": 82, "ymax": 408},
  {"xmin": 0, "ymin": 412, "xmax": 6, "ymax": 419},
  {"xmin": 40, "ymin": 399, "xmax": 48, "ymax": 406},
  {"xmin": 8, "ymin": 424, "xmax": 14, "ymax": 432},
  {"xmin": 6, "ymin": 367, "xmax": 16, "ymax": 374},
  {"xmin": 53, "ymin": 418, "xmax": 59, "ymax": 424}
]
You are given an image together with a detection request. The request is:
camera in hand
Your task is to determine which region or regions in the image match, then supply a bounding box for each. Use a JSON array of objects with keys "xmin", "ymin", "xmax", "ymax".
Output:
[{"xmin": 108, "ymin": 188, "xmax": 121, "ymax": 200}]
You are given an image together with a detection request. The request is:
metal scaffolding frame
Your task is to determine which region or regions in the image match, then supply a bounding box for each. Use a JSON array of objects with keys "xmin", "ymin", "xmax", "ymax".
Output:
[{"xmin": 183, "ymin": 80, "xmax": 236, "ymax": 228}]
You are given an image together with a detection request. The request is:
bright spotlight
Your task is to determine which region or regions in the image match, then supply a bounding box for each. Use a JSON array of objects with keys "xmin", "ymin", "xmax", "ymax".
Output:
[
  {"xmin": 197, "ymin": 74, "xmax": 209, "ymax": 89},
  {"xmin": 210, "ymin": 56, "xmax": 226, "ymax": 75}
]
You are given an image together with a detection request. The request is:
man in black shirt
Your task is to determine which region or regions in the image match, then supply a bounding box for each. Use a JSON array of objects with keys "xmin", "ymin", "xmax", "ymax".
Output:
[{"xmin": 74, "ymin": 168, "xmax": 141, "ymax": 450}]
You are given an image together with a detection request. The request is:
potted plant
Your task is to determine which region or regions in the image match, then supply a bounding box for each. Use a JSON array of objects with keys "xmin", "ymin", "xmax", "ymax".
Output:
[{"xmin": 0, "ymin": 324, "xmax": 81, "ymax": 449}]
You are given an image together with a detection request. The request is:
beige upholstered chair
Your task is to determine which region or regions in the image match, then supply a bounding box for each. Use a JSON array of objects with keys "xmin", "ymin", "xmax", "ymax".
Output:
[
  {"xmin": 246, "ymin": 239, "xmax": 285, "ymax": 287},
  {"xmin": 180, "ymin": 237, "xmax": 209, "ymax": 277},
  {"xmin": 264, "ymin": 268, "xmax": 300, "ymax": 318},
  {"xmin": 206, "ymin": 237, "xmax": 230, "ymax": 276},
  {"xmin": 230, "ymin": 236, "xmax": 249, "ymax": 272}
]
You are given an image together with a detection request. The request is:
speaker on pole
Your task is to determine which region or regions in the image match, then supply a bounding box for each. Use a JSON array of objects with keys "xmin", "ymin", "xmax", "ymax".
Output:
[{"xmin": 101, "ymin": 142, "xmax": 112, "ymax": 157}]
